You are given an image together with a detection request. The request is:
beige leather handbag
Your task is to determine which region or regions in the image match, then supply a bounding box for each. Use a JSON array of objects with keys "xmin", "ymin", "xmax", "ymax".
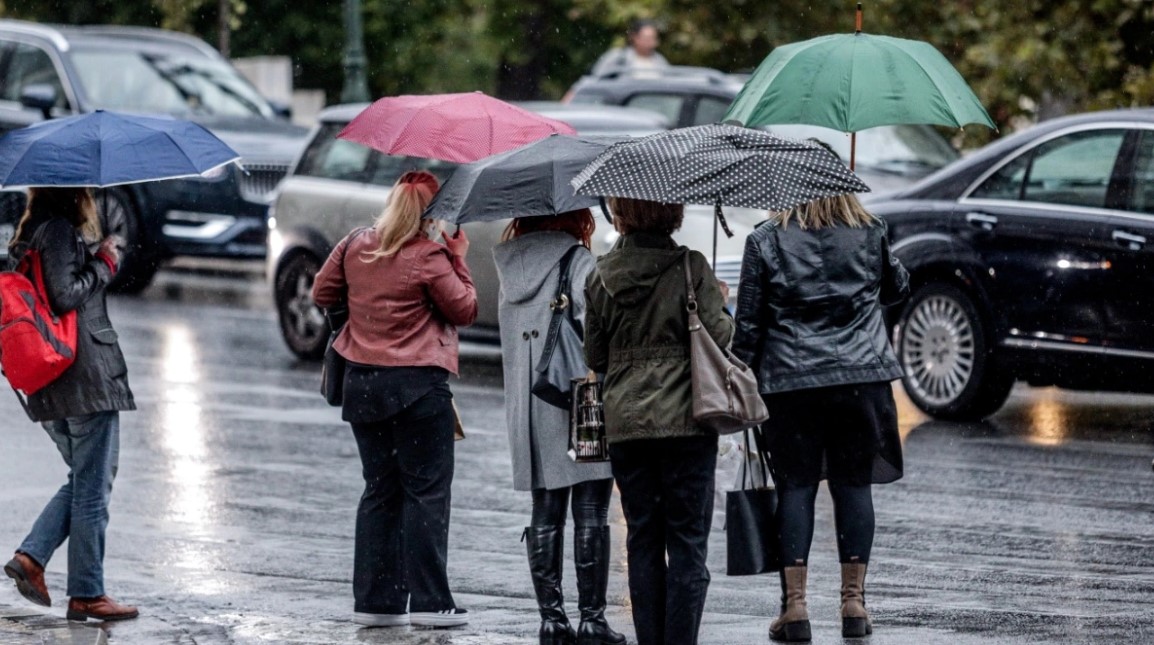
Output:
[{"xmin": 683, "ymin": 253, "xmax": 769, "ymax": 434}]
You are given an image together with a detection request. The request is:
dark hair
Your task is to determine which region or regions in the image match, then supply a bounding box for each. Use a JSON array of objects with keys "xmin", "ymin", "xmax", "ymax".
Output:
[
  {"xmin": 10, "ymin": 187, "xmax": 99, "ymax": 249},
  {"xmin": 627, "ymin": 19, "xmax": 659, "ymax": 36},
  {"xmin": 608, "ymin": 197, "xmax": 683, "ymax": 236},
  {"xmin": 502, "ymin": 209, "xmax": 595, "ymax": 248}
]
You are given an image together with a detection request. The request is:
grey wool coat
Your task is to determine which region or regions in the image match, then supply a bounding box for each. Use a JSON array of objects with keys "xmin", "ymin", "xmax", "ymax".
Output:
[{"xmin": 493, "ymin": 231, "xmax": 613, "ymax": 491}]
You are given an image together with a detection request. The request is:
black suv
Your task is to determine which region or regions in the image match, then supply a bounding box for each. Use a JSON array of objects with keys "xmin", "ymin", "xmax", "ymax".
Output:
[
  {"xmin": 0, "ymin": 20, "xmax": 309, "ymax": 290},
  {"xmin": 566, "ymin": 66, "xmax": 960, "ymax": 194},
  {"xmin": 873, "ymin": 108, "xmax": 1154, "ymax": 420}
]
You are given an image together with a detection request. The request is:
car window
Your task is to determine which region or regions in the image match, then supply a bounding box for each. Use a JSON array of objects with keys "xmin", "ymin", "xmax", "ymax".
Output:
[
  {"xmin": 68, "ymin": 45, "xmax": 273, "ymax": 118},
  {"xmin": 624, "ymin": 93, "xmax": 684, "ymax": 126},
  {"xmin": 1128, "ymin": 130, "xmax": 1154, "ymax": 215},
  {"xmin": 368, "ymin": 155, "xmax": 457, "ymax": 187},
  {"xmin": 971, "ymin": 129, "xmax": 1126, "ymax": 208},
  {"xmin": 1, "ymin": 43, "xmax": 68, "ymax": 109},
  {"xmin": 297, "ymin": 123, "xmax": 374, "ymax": 182},
  {"xmin": 692, "ymin": 96, "xmax": 731, "ymax": 126}
]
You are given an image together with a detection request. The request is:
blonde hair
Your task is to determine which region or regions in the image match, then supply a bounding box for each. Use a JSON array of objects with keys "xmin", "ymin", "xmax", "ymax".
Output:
[
  {"xmin": 10, "ymin": 187, "xmax": 100, "ymax": 249},
  {"xmin": 771, "ymin": 193, "xmax": 876, "ymax": 230},
  {"xmin": 363, "ymin": 171, "xmax": 441, "ymax": 261}
]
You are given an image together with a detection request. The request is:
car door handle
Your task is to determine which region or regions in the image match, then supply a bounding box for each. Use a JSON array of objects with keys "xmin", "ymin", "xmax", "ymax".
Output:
[
  {"xmin": 1112, "ymin": 229, "xmax": 1147, "ymax": 250},
  {"xmin": 965, "ymin": 212, "xmax": 998, "ymax": 231}
]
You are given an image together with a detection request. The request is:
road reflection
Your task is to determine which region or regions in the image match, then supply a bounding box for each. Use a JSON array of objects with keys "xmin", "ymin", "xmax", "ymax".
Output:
[{"xmin": 158, "ymin": 322, "xmax": 223, "ymax": 593}]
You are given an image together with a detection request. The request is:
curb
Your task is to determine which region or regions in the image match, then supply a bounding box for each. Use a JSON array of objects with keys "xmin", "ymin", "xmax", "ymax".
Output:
[{"xmin": 0, "ymin": 605, "xmax": 106, "ymax": 645}]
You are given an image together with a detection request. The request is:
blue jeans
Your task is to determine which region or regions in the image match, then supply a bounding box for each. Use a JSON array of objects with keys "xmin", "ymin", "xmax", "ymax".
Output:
[{"xmin": 18, "ymin": 411, "xmax": 120, "ymax": 598}]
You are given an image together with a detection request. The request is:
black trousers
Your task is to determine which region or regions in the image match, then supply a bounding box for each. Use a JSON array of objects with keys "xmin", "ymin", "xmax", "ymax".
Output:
[
  {"xmin": 609, "ymin": 436, "xmax": 717, "ymax": 645},
  {"xmin": 531, "ymin": 479, "xmax": 614, "ymax": 528},
  {"xmin": 350, "ymin": 387, "xmax": 456, "ymax": 614}
]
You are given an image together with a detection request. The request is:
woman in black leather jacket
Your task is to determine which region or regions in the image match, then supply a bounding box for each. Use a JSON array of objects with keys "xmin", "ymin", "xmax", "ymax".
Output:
[{"xmin": 732, "ymin": 193, "xmax": 909, "ymax": 643}]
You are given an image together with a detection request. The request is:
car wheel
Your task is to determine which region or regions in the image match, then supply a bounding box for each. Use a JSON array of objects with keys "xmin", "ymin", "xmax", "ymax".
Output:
[
  {"xmin": 275, "ymin": 252, "xmax": 329, "ymax": 360},
  {"xmin": 895, "ymin": 283, "xmax": 1013, "ymax": 420},
  {"xmin": 96, "ymin": 188, "xmax": 158, "ymax": 294}
]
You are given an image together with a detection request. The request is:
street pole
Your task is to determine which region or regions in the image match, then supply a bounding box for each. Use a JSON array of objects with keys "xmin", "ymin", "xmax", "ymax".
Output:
[
  {"xmin": 341, "ymin": 0, "xmax": 370, "ymax": 104},
  {"xmin": 218, "ymin": 0, "xmax": 231, "ymax": 58}
]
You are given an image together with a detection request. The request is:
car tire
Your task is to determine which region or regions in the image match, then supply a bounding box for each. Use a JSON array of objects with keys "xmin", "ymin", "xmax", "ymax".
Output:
[
  {"xmin": 895, "ymin": 282, "xmax": 1014, "ymax": 421},
  {"xmin": 96, "ymin": 188, "xmax": 158, "ymax": 294},
  {"xmin": 275, "ymin": 252, "xmax": 329, "ymax": 360}
]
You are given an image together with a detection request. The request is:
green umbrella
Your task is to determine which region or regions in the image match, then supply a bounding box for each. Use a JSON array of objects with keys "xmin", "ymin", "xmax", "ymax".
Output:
[{"xmin": 725, "ymin": 5, "xmax": 994, "ymax": 169}]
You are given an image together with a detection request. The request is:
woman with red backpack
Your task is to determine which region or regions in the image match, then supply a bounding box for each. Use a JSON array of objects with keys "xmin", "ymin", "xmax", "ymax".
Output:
[{"xmin": 3, "ymin": 187, "xmax": 138, "ymax": 622}]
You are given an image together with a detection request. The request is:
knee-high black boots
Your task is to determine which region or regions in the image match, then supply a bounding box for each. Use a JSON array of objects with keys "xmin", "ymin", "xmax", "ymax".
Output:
[
  {"xmin": 573, "ymin": 526, "xmax": 626, "ymax": 645},
  {"xmin": 525, "ymin": 526, "xmax": 578, "ymax": 644}
]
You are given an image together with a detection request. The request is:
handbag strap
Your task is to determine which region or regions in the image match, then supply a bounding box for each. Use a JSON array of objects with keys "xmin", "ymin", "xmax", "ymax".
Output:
[
  {"xmin": 682, "ymin": 251, "xmax": 697, "ymax": 313},
  {"xmin": 538, "ymin": 245, "xmax": 583, "ymax": 367}
]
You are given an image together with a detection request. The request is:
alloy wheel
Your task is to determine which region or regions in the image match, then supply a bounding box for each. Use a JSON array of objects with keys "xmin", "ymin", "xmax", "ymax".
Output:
[{"xmin": 900, "ymin": 294, "xmax": 976, "ymax": 406}]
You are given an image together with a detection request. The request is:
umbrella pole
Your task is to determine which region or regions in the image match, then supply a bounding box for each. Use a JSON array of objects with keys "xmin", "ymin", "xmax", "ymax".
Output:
[
  {"xmin": 850, "ymin": 131, "xmax": 857, "ymax": 171},
  {"xmin": 712, "ymin": 209, "xmax": 718, "ymax": 269},
  {"xmin": 856, "ymin": 2, "xmax": 863, "ymax": 33}
]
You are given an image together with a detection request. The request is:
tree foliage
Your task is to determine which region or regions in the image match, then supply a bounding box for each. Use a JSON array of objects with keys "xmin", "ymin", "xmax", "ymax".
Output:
[{"xmin": 2, "ymin": 0, "xmax": 1152, "ymax": 137}]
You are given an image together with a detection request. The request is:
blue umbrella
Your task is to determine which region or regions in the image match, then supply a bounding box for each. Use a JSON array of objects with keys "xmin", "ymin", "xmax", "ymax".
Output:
[{"xmin": 0, "ymin": 110, "xmax": 241, "ymax": 188}]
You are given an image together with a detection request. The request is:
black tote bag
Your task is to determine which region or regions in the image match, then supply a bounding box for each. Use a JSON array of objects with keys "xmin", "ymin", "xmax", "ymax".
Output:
[{"xmin": 726, "ymin": 426, "xmax": 780, "ymax": 576}]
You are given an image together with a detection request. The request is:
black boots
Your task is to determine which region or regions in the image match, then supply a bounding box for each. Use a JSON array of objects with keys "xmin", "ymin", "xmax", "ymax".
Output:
[
  {"xmin": 573, "ymin": 526, "xmax": 626, "ymax": 645},
  {"xmin": 525, "ymin": 526, "xmax": 578, "ymax": 644}
]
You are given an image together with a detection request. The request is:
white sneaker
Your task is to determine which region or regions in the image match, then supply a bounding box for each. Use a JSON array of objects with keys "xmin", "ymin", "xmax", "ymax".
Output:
[
  {"xmin": 353, "ymin": 612, "xmax": 409, "ymax": 627},
  {"xmin": 410, "ymin": 608, "xmax": 469, "ymax": 627}
]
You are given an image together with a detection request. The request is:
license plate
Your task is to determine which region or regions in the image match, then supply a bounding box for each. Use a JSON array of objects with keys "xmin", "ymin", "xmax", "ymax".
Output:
[{"xmin": 0, "ymin": 224, "xmax": 12, "ymax": 259}]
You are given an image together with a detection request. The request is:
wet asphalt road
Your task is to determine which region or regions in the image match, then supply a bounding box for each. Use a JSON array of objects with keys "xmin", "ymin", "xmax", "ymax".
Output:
[{"xmin": 1, "ymin": 269, "xmax": 1153, "ymax": 644}]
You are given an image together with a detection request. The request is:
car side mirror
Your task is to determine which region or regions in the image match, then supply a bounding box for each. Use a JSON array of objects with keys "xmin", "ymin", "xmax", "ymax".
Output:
[
  {"xmin": 269, "ymin": 100, "xmax": 292, "ymax": 120},
  {"xmin": 19, "ymin": 84, "xmax": 57, "ymax": 120}
]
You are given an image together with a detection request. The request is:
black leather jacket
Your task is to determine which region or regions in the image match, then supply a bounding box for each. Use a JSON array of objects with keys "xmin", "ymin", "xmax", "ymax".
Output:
[
  {"xmin": 733, "ymin": 219, "xmax": 909, "ymax": 394},
  {"xmin": 11, "ymin": 215, "xmax": 135, "ymax": 421}
]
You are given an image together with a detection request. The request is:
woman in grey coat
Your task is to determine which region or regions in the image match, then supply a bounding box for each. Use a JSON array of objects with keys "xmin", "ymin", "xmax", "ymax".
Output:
[
  {"xmin": 4, "ymin": 188, "xmax": 138, "ymax": 623},
  {"xmin": 493, "ymin": 209, "xmax": 624, "ymax": 645}
]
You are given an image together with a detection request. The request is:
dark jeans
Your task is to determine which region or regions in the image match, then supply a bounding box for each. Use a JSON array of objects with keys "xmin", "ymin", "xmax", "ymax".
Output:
[
  {"xmin": 530, "ymin": 479, "xmax": 614, "ymax": 528},
  {"xmin": 350, "ymin": 388, "xmax": 456, "ymax": 614},
  {"xmin": 610, "ymin": 436, "xmax": 717, "ymax": 645}
]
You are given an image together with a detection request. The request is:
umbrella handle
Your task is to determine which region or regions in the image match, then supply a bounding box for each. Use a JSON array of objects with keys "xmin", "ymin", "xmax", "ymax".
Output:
[
  {"xmin": 599, "ymin": 197, "xmax": 613, "ymax": 223},
  {"xmin": 714, "ymin": 203, "xmax": 735, "ymax": 239}
]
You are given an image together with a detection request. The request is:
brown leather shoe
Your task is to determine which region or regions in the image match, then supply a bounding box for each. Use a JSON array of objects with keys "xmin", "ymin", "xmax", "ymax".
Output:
[
  {"xmin": 66, "ymin": 596, "xmax": 139, "ymax": 622},
  {"xmin": 4, "ymin": 552, "xmax": 51, "ymax": 607}
]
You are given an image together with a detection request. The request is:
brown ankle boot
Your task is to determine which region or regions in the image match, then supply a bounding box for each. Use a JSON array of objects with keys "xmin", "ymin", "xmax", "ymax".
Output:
[
  {"xmin": 66, "ymin": 596, "xmax": 139, "ymax": 622},
  {"xmin": 4, "ymin": 552, "xmax": 50, "ymax": 607},
  {"xmin": 840, "ymin": 561, "xmax": 873, "ymax": 638},
  {"xmin": 769, "ymin": 564, "xmax": 811, "ymax": 642}
]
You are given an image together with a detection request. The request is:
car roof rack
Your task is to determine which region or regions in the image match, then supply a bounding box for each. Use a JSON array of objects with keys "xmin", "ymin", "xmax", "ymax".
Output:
[{"xmin": 592, "ymin": 65, "xmax": 734, "ymax": 85}]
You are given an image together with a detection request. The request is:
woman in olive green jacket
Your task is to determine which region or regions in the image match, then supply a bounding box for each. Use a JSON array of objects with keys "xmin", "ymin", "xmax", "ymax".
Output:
[{"xmin": 583, "ymin": 197, "xmax": 733, "ymax": 645}]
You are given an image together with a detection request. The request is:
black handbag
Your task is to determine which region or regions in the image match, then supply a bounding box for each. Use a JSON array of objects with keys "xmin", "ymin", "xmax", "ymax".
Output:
[
  {"xmin": 725, "ymin": 426, "xmax": 780, "ymax": 576},
  {"xmin": 531, "ymin": 245, "xmax": 588, "ymax": 409},
  {"xmin": 319, "ymin": 229, "xmax": 364, "ymax": 406}
]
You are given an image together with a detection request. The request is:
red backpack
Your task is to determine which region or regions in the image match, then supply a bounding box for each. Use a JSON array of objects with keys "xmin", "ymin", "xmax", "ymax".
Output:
[{"xmin": 0, "ymin": 228, "xmax": 78, "ymax": 397}]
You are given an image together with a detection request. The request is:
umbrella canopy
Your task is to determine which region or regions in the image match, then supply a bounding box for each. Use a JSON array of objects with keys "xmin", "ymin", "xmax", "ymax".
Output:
[
  {"xmin": 338, "ymin": 92, "xmax": 577, "ymax": 164},
  {"xmin": 724, "ymin": 32, "xmax": 995, "ymax": 133},
  {"xmin": 570, "ymin": 124, "xmax": 870, "ymax": 221},
  {"xmin": 424, "ymin": 134, "xmax": 621, "ymax": 225},
  {"xmin": 0, "ymin": 110, "xmax": 241, "ymax": 188}
]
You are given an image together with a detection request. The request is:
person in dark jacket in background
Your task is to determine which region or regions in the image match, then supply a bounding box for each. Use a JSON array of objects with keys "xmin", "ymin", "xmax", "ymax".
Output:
[
  {"xmin": 732, "ymin": 193, "xmax": 909, "ymax": 642},
  {"xmin": 4, "ymin": 187, "xmax": 138, "ymax": 622},
  {"xmin": 313, "ymin": 170, "xmax": 476, "ymax": 629},
  {"xmin": 584, "ymin": 197, "xmax": 733, "ymax": 645}
]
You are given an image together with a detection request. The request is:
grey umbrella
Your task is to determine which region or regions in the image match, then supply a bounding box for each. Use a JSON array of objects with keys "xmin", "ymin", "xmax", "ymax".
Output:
[
  {"xmin": 423, "ymin": 134, "xmax": 623, "ymax": 224},
  {"xmin": 570, "ymin": 123, "xmax": 870, "ymax": 237}
]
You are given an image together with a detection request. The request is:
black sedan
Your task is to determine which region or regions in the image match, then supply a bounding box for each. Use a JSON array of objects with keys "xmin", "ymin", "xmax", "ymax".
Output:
[{"xmin": 872, "ymin": 108, "xmax": 1154, "ymax": 420}]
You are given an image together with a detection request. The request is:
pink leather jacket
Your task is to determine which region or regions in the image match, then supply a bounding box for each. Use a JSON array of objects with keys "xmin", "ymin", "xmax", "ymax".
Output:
[{"xmin": 312, "ymin": 229, "xmax": 477, "ymax": 374}]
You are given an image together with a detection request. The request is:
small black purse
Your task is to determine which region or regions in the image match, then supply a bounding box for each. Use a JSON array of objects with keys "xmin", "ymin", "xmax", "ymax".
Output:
[
  {"xmin": 531, "ymin": 245, "xmax": 588, "ymax": 409},
  {"xmin": 320, "ymin": 304, "xmax": 348, "ymax": 406}
]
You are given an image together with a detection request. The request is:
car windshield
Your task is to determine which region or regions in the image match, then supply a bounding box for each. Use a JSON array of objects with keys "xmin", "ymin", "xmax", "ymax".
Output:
[
  {"xmin": 68, "ymin": 46, "xmax": 274, "ymax": 118},
  {"xmin": 761, "ymin": 123, "xmax": 959, "ymax": 173}
]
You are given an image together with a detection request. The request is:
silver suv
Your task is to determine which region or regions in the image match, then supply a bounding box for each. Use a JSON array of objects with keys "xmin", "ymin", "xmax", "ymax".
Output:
[{"xmin": 267, "ymin": 102, "xmax": 760, "ymax": 359}]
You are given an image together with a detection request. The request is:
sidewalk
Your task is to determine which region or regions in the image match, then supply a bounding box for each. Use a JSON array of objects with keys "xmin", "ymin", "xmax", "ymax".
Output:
[{"xmin": 0, "ymin": 606, "xmax": 106, "ymax": 645}]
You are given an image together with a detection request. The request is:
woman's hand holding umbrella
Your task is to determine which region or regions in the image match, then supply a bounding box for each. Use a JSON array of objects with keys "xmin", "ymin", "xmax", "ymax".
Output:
[{"xmin": 443, "ymin": 228, "xmax": 470, "ymax": 258}]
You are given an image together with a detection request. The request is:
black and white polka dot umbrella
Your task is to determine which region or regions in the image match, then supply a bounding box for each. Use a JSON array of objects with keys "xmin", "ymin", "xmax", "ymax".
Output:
[{"xmin": 571, "ymin": 124, "xmax": 870, "ymax": 234}]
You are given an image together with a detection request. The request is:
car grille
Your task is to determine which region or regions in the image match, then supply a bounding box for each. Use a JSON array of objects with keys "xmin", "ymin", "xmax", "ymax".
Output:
[{"xmin": 239, "ymin": 164, "xmax": 289, "ymax": 203}]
